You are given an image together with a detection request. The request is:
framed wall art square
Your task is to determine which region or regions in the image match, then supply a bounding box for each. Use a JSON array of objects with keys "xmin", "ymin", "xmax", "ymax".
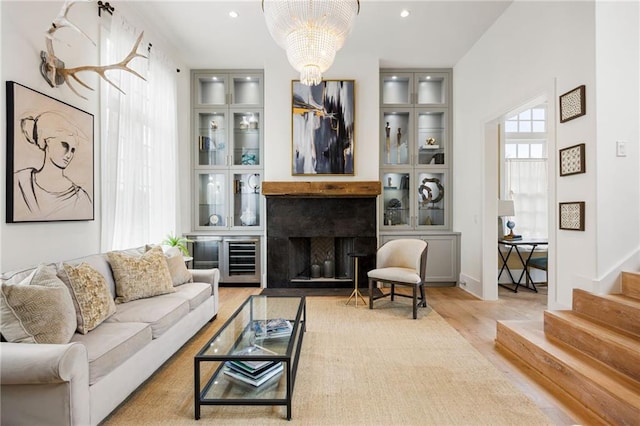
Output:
[
  {"xmin": 292, "ymin": 80, "xmax": 355, "ymax": 175},
  {"xmin": 559, "ymin": 201, "xmax": 585, "ymax": 231},
  {"xmin": 559, "ymin": 143, "xmax": 586, "ymax": 176},
  {"xmin": 6, "ymin": 81, "xmax": 94, "ymax": 223},
  {"xmin": 559, "ymin": 85, "xmax": 586, "ymax": 123}
]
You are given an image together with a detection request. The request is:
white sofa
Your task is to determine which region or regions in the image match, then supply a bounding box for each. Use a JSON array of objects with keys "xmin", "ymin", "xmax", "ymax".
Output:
[{"xmin": 0, "ymin": 246, "xmax": 219, "ymax": 426}]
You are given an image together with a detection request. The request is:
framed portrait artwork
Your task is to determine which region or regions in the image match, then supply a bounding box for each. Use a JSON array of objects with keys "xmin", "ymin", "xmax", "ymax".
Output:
[
  {"xmin": 559, "ymin": 85, "xmax": 586, "ymax": 123},
  {"xmin": 559, "ymin": 201, "xmax": 585, "ymax": 231},
  {"xmin": 559, "ymin": 143, "xmax": 586, "ymax": 176},
  {"xmin": 6, "ymin": 81, "xmax": 94, "ymax": 222},
  {"xmin": 292, "ymin": 80, "xmax": 355, "ymax": 175}
]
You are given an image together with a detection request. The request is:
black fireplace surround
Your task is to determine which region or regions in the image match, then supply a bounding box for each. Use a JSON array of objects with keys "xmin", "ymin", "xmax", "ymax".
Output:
[{"xmin": 265, "ymin": 195, "xmax": 378, "ymax": 288}]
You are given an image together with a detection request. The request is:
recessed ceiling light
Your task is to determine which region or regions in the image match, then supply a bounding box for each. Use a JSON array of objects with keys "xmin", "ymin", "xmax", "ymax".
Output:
[
  {"xmin": 229, "ymin": 11, "xmax": 239, "ymax": 18},
  {"xmin": 426, "ymin": 75, "xmax": 431, "ymax": 80},
  {"xmin": 400, "ymin": 10, "xmax": 410, "ymax": 18}
]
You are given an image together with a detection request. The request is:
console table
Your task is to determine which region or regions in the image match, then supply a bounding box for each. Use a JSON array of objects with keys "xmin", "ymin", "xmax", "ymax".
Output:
[
  {"xmin": 498, "ymin": 238, "xmax": 548, "ymax": 293},
  {"xmin": 194, "ymin": 295, "xmax": 306, "ymax": 420}
]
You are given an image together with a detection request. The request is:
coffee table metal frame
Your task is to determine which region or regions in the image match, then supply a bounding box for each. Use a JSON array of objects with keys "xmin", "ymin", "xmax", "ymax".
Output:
[{"xmin": 194, "ymin": 295, "xmax": 306, "ymax": 420}]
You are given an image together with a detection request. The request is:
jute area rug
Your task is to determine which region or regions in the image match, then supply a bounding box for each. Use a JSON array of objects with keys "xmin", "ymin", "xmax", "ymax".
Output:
[{"xmin": 103, "ymin": 297, "xmax": 553, "ymax": 425}]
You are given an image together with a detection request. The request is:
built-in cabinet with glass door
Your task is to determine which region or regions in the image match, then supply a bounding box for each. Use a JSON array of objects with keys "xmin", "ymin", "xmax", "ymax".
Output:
[
  {"xmin": 379, "ymin": 69, "xmax": 460, "ymax": 284},
  {"xmin": 191, "ymin": 70, "xmax": 264, "ymax": 283}
]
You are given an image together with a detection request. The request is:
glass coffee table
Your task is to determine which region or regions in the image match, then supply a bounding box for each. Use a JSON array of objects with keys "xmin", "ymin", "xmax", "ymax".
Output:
[{"xmin": 194, "ymin": 295, "xmax": 306, "ymax": 420}]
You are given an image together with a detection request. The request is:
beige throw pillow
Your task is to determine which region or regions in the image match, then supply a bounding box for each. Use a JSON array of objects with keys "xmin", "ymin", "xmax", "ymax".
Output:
[
  {"xmin": 108, "ymin": 246, "xmax": 175, "ymax": 303},
  {"xmin": 163, "ymin": 247, "xmax": 193, "ymax": 286},
  {"xmin": 0, "ymin": 264, "xmax": 77, "ymax": 344},
  {"xmin": 58, "ymin": 263, "xmax": 117, "ymax": 334}
]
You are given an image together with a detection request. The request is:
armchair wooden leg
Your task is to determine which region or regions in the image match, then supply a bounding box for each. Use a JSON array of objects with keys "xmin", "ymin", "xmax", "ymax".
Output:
[
  {"xmin": 391, "ymin": 284, "xmax": 395, "ymax": 301},
  {"xmin": 368, "ymin": 278, "xmax": 374, "ymax": 310},
  {"xmin": 412, "ymin": 285, "xmax": 417, "ymax": 319},
  {"xmin": 420, "ymin": 284, "xmax": 427, "ymax": 307}
]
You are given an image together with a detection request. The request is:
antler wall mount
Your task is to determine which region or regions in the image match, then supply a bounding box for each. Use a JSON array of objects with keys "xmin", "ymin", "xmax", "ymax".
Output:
[{"xmin": 40, "ymin": 0, "xmax": 147, "ymax": 100}]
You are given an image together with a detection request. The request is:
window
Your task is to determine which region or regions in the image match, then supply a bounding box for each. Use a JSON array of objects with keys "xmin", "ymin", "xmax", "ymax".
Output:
[
  {"xmin": 501, "ymin": 105, "xmax": 548, "ymax": 238},
  {"xmin": 101, "ymin": 15, "xmax": 178, "ymax": 250}
]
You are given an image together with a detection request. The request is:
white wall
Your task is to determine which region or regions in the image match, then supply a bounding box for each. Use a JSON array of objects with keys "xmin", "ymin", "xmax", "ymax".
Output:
[
  {"xmin": 1, "ymin": 1, "xmax": 102, "ymax": 271},
  {"xmin": 454, "ymin": 0, "xmax": 640, "ymax": 308}
]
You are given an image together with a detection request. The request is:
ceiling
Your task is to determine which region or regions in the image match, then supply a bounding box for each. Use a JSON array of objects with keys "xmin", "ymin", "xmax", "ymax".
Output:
[{"xmin": 125, "ymin": 1, "xmax": 512, "ymax": 70}]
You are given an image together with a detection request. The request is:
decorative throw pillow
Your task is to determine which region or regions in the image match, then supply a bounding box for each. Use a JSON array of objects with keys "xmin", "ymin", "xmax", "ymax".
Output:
[
  {"xmin": 0, "ymin": 264, "xmax": 77, "ymax": 343},
  {"xmin": 107, "ymin": 246, "xmax": 175, "ymax": 303},
  {"xmin": 162, "ymin": 246, "xmax": 193, "ymax": 286},
  {"xmin": 58, "ymin": 262, "xmax": 117, "ymax": 334}
]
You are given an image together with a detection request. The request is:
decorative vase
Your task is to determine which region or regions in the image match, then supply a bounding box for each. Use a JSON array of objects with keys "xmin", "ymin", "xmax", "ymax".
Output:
[
  {"xmin": 239, "ymin": 116, "xmax": 249, "ymax": 130},
  {"xmin": 323, "ymin": 259, "xmax": 334, "ymax": 278},
  {"xmin": 240, "ymin": 208, "xmax": 256, "ymax": 226},
  {"xmin": 311, "ymin": 264, "xmax": 321, "ymax": 278}
]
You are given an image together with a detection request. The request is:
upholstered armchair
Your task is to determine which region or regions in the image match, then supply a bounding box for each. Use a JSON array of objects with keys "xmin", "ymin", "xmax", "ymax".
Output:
[{"xmin": 367, "ymin": 239, "xmax": 428, "ymax": 319}]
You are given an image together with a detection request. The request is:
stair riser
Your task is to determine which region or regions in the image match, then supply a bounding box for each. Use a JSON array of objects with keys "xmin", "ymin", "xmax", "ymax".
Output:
[
  {"xmin": 573, "ymin": 290, "xmax": 640, "ymax": 336},
  {"xmin": 544, "ymin": 312, "xmax": 640, "ymax": 382},
  {"xmin": 496, "ymin": 323, "xmax": 640, "ymax": 426},
  {"xmin": 622, "ymin": 272, "xmax": 640, "ymax": 299}
]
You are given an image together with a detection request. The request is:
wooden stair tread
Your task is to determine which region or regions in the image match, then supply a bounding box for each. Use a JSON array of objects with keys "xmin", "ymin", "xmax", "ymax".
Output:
[
  {"xmin": 497, "ymin": 320, "xmax": 640, "ymax": 400},
  {"xmin": 622, "ymin": 271, "xmax": 640, "ymax": 300},
  {"xmin": 546, "ymin": 310, "xmax": 640, "ymax": 346}
]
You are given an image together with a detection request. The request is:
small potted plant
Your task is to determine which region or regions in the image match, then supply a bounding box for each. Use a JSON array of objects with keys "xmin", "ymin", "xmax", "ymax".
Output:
[{"xmin": 162, "ymin": 233, "xmax": 193, "ymax": 256}]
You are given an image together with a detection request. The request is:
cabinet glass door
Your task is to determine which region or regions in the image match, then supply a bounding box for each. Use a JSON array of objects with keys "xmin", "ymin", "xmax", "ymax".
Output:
[
  {"xmin": 416, "ymin": 109, "xmax": 447, "ymax": 166},
  {"xmin": 380, "ymin": 72, "xmax": 413, "ymax": 106},
  {"xmin": 416, "ymin": 171, "xmax": 447, "ymax": 227},
  {"xmin": 381, "ymin": 110, "xmax": 412, "ymax": 166},
  {"xmin": 197, "ymin": 173, "xmax": 227, "ymax": 228},
  {"xmin": 231, "ymin": 74, "xmax": 263, "ymax": 106},
  {"xmin": 196, "ymin": 110, "xmax": 228, "ymax": 167},
  {"xmin": 415, "ymin": 72, "xmax": 448, "ymax": 106},
  {"xmin": 382, "ymin": 172, "xmax": 410, "ymax": 228},
  {"xmin": 195, "ymin": 73, "xmax": 228, "ymax": 106},
  {"xmin": 231, "ymin": 111, "xmax": 261, "ymax": 166},
  {"xmin": 232, "ymin": 172, "xmax": 262, "ymax": 228}
]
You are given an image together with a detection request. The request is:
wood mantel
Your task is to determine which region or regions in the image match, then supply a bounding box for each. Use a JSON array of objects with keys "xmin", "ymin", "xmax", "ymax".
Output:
[{"xmin": 262, "ymin": 181, "xmax": 381, "ymax": 197}]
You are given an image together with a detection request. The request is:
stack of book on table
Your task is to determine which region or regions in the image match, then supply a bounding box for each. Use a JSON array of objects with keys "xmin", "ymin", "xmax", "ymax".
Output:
[
  {"xmin": 224, "ymin": 345, "xmax": 283, "ymax": 387},
  {"xmin": 253, "ymin": 318, "xmax": 293, "ymax": 340}
]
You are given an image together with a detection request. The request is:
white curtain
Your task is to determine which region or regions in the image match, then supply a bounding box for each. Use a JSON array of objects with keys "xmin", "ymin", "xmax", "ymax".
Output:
[
  {"xmin": 101, "ymin": 13, "xmax": 177, "ymax": 251},
  {"xmin": 505, "ymin": 159, "xmax": 548, "ymax": 238}
]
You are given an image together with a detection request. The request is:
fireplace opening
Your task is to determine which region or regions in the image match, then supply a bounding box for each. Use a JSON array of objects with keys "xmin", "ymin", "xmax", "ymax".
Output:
[{"xmin": 289, "ymin": 237, "xmax": 354, "ymax": 281}]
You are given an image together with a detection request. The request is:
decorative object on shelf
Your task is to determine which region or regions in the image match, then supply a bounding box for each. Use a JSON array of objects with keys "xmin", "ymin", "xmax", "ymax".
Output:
[
  {"xmin": 208, "ymin": 214, "xmax": 221, "ymax": 226},
  {"xmin": 6, "ymin": 81, "xmax": 94, "ymax": 223},
  {"xmin": 387, "ymin": 177, "xmax": 393, "ymax": 188},
  {"xmin": 292, "ymin": 80, "xmax": 355, "ymax": 175},
  {"xmin": 559, "ymin": 201, "xmax": 585, "ymax": 231},
  {"xmin": 40, "ymin": 0, "xmax": 147, "ymax": 99},
  {"xmin": 210, "ymin": 120, "xmax": 218, "ymax": 130},
  {"xmin": 240, "ymin": 208, "xmax": 256, "ymax": 226},
  {"xmin": 249, "ymin": 114, "xmax": 258, "ymax": 129},
  {"xmin": 311, "ymin": 261, "xmax": 321, "ymax": 278},
  {"xmin": 262, "ymin": 0, "xmax": 360, "ymax": 86},
  {"xmin": 559, "ymin": 143, "xmax": 586, "ymax": 176},
  {"xmin": 239, "ymin": 116, "xmax": 249, "ymax": 130},
  {"xmin": 385, "ymin": 122, "xmax": 391, "ymax": 163},
  {"xmin": 241, "ymin": 149, "xmax": 257, "ymax": 165},
  {"xmin": 323, "ymin": 252, "xmax": 334, "ymax": 278},
  {"xmin": 426, "ymin": 137, "xmax": 437, "ymax": 146},
  {"xmin": 396, "ymin": 128, "xmax": 402, "ymax": 163},
  {"xmin": 559, "ymin": 85, "xmax": 586, "ymax": 123},
  {"xmin": 418, "ymin": 177, "xmax": 444, "ymax": 205},
  {"xmin": 388, "ymin": 198, "xmax": 402, "ymax": 208}
]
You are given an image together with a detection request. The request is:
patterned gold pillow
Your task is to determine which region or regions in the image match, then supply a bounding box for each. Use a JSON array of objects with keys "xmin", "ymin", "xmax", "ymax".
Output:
[
  {"xmin": 58, "ymin": 263, "xmax": 116, "ymax": 334},
  {"xmin": 107, "ymin": 246, "xmax": 175, "ymax": 303},
  {"xmin": 0, "ymin": 264, "xmax": 77, "ymax": 343}
]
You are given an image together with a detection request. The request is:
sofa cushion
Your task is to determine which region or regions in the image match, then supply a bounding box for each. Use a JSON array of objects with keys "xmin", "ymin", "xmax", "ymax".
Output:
[
  {"xmin": 107, "ymin": 246, "xmax": 175, "ymax": 303},
  {"xmin": 0, "ymin": 264, "xmax": 77, "ymax": 344},
  {"xmin": 164, "ymin": 247, "xmax": 193, "ymax": 286},
  {"xmin": 166, "ymin": 282, "xmax": 212, "ymax": 310},
  {"xmin": 71, "ymin": 322, "xmax": 152, "ymax": 385},
  {"xmin": 105, "ymin": 296, "xmax": 189, "ymax": 338},
  {"xmin": 58, "ymin": 263, "xmax": 117, "ymax": 334},
  {"xmin": 62, "ymin": 254, "xmax": 117, "ymax": 298}
]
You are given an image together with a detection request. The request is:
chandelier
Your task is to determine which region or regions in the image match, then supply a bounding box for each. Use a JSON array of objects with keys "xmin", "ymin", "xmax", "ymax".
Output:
[{"xmin": 262, "ymin": 0, "xmax": 360, "ymax": 86}]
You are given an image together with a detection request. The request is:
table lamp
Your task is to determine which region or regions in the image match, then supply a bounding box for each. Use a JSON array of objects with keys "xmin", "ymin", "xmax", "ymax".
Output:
[{"xmin": 498, "ymin": 199, "xmax": 516, "ymax": 240}]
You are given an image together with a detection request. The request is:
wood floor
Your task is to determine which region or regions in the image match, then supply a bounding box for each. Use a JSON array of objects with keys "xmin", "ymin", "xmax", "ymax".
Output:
[{"xmin": 219, "ymin": 284, "xmax": 591, "ymax": 425}]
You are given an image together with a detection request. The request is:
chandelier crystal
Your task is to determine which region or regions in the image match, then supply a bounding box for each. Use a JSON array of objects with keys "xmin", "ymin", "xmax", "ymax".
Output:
[{"xmin": 262, "ymin": 0, "xmax": 360, "ymax": 86}]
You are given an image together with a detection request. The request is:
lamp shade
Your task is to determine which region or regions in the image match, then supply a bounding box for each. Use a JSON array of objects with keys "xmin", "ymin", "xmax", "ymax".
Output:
[
  {"xmin": 498, "ymin": 200, "xmax": 515, "ymax": 217},
  {"xmin": 262, "ymin": 0, "xmax": 360, "ymax": 86}
]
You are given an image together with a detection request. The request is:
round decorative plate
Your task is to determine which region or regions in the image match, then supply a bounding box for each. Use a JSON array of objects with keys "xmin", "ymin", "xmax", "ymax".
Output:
[{"xmin": 209, "ymin": 214, "xmax": 220, "ymax": 225}]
